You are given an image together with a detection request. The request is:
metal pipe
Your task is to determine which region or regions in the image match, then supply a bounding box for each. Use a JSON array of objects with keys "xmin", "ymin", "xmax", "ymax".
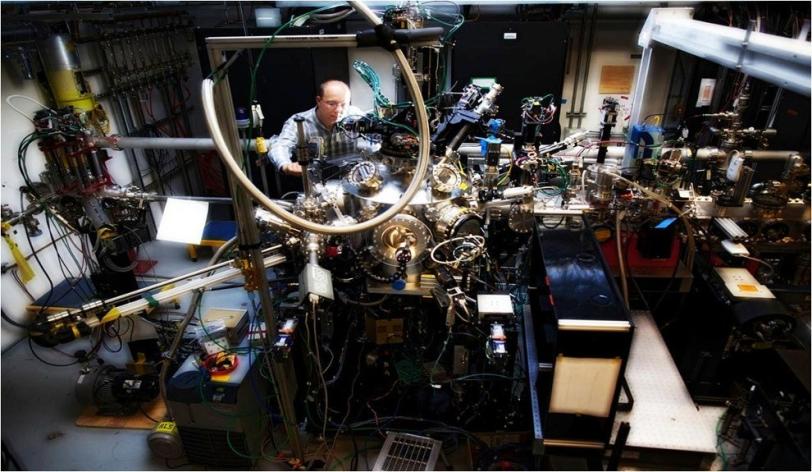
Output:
[
  {"xmin": 766, "ymin": 88, "xmax": 783, "ymax": 129},
  {"xmin": 568, "ymin": 7, "xmax": 588, "ymax": 130},
  {"xmin": 45, "ymin": 244, "xmax": 283, "ymax": 323},
  {"xmin": 93, "ymin": 136, "xmax": 265, "ymax": 151},
  {"xmin": 554, "ymin": 146, "xmax": 801, "ymax": 162},
  {"xmin": 205, "ymin": 33, "xmax": 439, "ymax": 50},
  {"xmin": 100, "ymin": 189, "xmax": 233, "ymax": 204},
  {"xmin": 457, "ymin": 142, "xmax": 513, "ymax": 158},
  {"xmin": 82, "ymin": 254, "xmax": 287, "ymax": 329},
  {"xmin": 576, "ymin": 4, "xmax": 598, "ymax": 129}
]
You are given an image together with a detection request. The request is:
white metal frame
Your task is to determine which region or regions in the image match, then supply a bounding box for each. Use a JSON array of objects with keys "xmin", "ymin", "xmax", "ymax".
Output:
[{"xmin": 630, "ymin": 8, "xmax": 812, "ymax": 125}]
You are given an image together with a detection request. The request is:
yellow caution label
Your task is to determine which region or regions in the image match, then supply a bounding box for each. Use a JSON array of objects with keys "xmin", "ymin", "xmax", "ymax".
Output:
[
  {"xmin": 2, "ymin": 223, "xmax": 35, "ymax": 283},
  {"xmin": 154, "ymin": 421, "xmax": 177, "ymax": 434}
]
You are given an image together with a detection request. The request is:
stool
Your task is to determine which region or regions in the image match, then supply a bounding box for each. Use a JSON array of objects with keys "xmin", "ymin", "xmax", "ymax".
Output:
[{"xmin": 187, "ymin": 220, "xmax": 237, "ymax": 261}]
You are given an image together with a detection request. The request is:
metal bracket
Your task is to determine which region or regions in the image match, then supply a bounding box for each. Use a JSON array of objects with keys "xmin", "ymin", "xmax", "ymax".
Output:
[{"xmin": 736, "ymin": 20, "xmax": 756, "ymax": 70}]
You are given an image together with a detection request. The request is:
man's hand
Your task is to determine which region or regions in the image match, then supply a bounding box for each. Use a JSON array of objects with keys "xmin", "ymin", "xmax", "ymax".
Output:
[{"xmin": 282, "ymin": 163, "xmax": 302, "ymax": 176}]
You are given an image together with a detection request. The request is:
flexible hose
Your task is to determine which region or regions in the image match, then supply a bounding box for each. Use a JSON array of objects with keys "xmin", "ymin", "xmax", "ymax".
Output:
[
  {"xmin": 101, "ymin": 254, "xmax": 138, "ymax": 273},
  {"xmin": 201, "ymin": 1, "xmax": 430, "ymax": 235},
  {"xmin": 158, "ymin": 236, "xmax": 237, "ymax": 413}
]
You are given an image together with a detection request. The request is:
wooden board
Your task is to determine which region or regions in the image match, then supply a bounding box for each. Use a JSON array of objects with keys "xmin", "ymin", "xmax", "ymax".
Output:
[
  {"xmin": 75, "ymin": 398, "xmax": 167, "ymax": 430},
  {"xmin": 599, "ymin": 65, "xmax": 635, "ymax": 94}
]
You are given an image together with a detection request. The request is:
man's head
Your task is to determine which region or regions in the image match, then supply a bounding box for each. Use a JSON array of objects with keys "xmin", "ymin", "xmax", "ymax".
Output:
[{"xmin": 315, "ymin": 80, "xmax": 351, "ymax": 129}]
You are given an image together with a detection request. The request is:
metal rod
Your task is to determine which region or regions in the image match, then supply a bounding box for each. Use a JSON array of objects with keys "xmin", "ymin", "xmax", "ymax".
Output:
[
  {"xmin": 205, "ymin": 33, "xmax": 439, "ymax": 50},
  {"xmin": 83, "ymin": 254, "xmax": 287, "ymax": 328},
  {"xmin": 93, "ymin": 136, "xmax": 263, "ymax": 151},
  {"xmin": 576, "ymin": 4, "xmax": 598, "ymax": 129},
  {"xmin": 568, "ymin": 7, "xmax": 588, "ymax": 130},
  {"xmin": 45, "ymin": 244, "xmax": 282, "ymax": 323},
  {"xmin": 766, "ymin": 88, "xmax": 783, "ymax": 129}
]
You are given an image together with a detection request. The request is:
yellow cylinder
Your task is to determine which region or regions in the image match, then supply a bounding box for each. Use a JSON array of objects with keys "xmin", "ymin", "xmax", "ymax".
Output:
[
  {"xmin": 46, "ymin": 69, "xmax": 96, "ymax": 112},
  {"xmin": 39, "ymin": 34, "xmax": 96, "ymax": 112}
]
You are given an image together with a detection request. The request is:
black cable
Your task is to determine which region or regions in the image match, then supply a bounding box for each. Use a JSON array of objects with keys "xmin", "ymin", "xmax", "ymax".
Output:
[
  {"xmin": 139, "ymin": 404, "xmax": 161, "ymax": 423},
  {"xmin": 27, "ymin": 337, "xmax": 79, "ymax": 367},
  {"xmin": 623, "ymin": 219, "xmax": 651, "ymax": 312},
  {"xmin": 163, "ymin": 459, "xmax": 194, "ymax": 469},
  {"xmin": 102, "ymin": 320, "xmax": 124, "ymax": 353},
  {"xmin": 652, "ymin": 220, "xmax": 688, "ymax": 314},
  {"xmin": 540, "ymin": 215, "xmax": 566, "ymax": 229},
  {"xmin": 19, "ymin": 193, "xmax": 55, "ymax": 313},
  {"xmin": 1, "ymin": 309, "xmax": 30, "ymax": 329},
  {"xmin": 45, "ymin": 213, "xmax": 94, "ymax": 303}
]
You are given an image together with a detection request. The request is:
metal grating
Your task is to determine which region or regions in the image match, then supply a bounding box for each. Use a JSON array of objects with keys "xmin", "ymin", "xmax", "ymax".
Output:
[
  {"xmin": 178, "ymin": 426, "xmax": 252, "ymax": 469},
  {"xmin": 372, "ymin": 432, "xmax": 443, "ymax": 471}
]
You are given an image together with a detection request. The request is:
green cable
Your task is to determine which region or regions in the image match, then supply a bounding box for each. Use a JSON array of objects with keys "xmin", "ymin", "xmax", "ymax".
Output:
[
  {"xmin": 379, "ymin": 118, "xmax": 417, "ymax": 136},
  {"xmin": 353, "ymin": 60, "xmax": 392, "ymax": 111}
]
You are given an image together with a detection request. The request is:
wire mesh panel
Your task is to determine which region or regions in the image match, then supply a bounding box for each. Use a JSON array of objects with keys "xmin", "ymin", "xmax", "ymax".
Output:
[{"xmin": 372, "ymin": 432, "xmax": 442, "ymax": 471}]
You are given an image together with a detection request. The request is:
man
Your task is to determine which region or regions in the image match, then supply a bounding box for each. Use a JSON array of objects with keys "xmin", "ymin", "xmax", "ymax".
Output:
[{"xmin": 270, "ymin": 79, "xmax": 373, "ymax": 176}]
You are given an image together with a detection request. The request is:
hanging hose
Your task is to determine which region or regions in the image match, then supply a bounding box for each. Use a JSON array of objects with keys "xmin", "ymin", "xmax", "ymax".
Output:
[
  {"xmin": 101, "ymin": 253, "xmax": 138, "ymax": 273},
  {"xmin": 158, "ymin": 236, "xmax": 237, "ymax": 413},
  {"xmin": 201, "ymin": 0, "xmax": 430, "ymax": 235}
]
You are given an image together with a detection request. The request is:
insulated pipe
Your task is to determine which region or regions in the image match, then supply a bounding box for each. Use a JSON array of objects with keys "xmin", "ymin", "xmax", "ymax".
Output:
[
  {"xmin": 93, "ymin": 136, "xmax": 267, "ymax": 152},
  {"xmin": 94, "ymin": 136, "xmax": 219, "ymax": 151},
  {"xmin": 201, "ymin": 0, "xmax": 430, "ymax": 235}
]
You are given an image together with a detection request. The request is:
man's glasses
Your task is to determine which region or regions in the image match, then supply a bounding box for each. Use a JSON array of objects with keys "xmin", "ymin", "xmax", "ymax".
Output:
[{"xmin": 322, "ymin": 100, "xmax": 349, "ymax": 109}]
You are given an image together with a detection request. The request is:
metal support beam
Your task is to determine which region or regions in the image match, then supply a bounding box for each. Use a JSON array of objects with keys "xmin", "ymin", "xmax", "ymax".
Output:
[
  {"xmin": 207, "ymin": 45, "xmax": 305, "ymax": 461},
  {"xmin": 636, "ymin": 8, "xmax": 811, "ymax": 102},
  {"xmin": 628, "ymin": 47, "xmax": 653, "ymax": 127}
]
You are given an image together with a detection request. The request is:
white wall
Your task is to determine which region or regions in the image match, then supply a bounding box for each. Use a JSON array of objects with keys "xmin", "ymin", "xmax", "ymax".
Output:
[
  {"xmin": 1, "ymin": 31, "xmax": 205, "ymax": 350},
  {"xmin": 561, "ymin": 19, "xmax": 643, "ymax": 135},
  {"xmin": 0, "ymin": 65, "xmax": 135, "ymax": 350},
  {"xmin": 560, "ymin": 15, "xmax": 678, "ymax": 136}
]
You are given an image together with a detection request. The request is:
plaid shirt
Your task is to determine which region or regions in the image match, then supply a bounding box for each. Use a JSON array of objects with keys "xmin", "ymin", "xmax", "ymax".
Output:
[{"xmin": 269, "ymin": 106, "xmax": 376, "ymax": 170}]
